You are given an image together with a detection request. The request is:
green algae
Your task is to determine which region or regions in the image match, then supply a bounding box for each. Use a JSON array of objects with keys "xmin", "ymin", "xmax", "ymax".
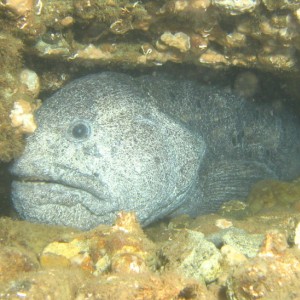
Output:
[{"xmin": 0, "ymin": 33, "xmax": 25, "ymax": 162}]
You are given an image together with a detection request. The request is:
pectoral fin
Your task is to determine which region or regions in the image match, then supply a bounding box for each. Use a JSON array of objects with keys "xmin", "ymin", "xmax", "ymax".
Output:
[{"xmin": 199, "ymin": 159, "xmax": 277, "ymax": 212}]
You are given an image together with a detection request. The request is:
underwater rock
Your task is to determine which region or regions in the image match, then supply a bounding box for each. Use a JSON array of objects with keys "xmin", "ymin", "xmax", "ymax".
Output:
[
  {"xmin": 294, "ymin": 222, "xmax": 300, "ymax": 249},
  {"xmin": 247, "ymin": 178, "xmax": 300, "ymax": 213},
  {"xmin": 0, "ymin": 33, "xmax": 26, "ymax": 162},
  {"xmin": 9, "ymin": 99, "xmax": 38, "ymax": 134},
  {"xmin": 8, "ymin": 70, "xmax": 40, "ymax": 135},
  {"xmin": 0, "ymin": 214, "xmax": 211, "ymax": 299},
  {"xmin": 262, "ymin": 0, "xmax": 300, "ymax": 10},
  {"xmin": 227, "ymin": 230, "xmax": 300, "ymax": 300},
  {"xmin": 19, "ymin": 69, "xmax": 40, "ymax": 98},
  {"xmin": 35, "ymin": 38, "xmax": 70, "ymax": 57},
  {"xmin": 1, "ymin": 208, "xmax": 300, "ymax": 298},
  {"xmin": 162, "ymin": 229, "xmax": 222, "ymax": 283},
  {"xmin": 0, "ymin": 269, "xmax": 87, "ymax": 300},
  {"xmin": 0, "ymin": 0, "xmax": 299, "ymax": 72},
  {"xmin": 4, "ymin": 0, "xmax": 33, "ymax": 16},
  {"xmin": 206, "ymin": 226, "xmax": 264, "ymax": 257},
  {"xmin": 10, "ymin": 72, "xmax": 300, "ymax": 229},
  {"xmin": 75, "ymin": 272, "xmax": 210, "ymax": 300},
  {"xmin": 220, "ymin": 244, "xmax": 248, "ymax": 268},
  {"xmin": 212, "ymin": 0, "xmax": 259, "ymax": 15},
  {"xmin": 75, "ymin": 44, "xmax": 113, "ymax": 60},
  {"xmin": 158, "ymin": 32, "xmax": 191, "ymax": 53},
  {"xmin": 40, "ymin": 212, "xmax": 157, "ymax": 276},
  {"xmin": 222, "ymin": 228, "xmax": 264, "ymax": 258},
  {"xmin": 0, "ymin": 261, "xmax": 209, "ymax": 299},
  {"xmin": 0, "ymin": 246, "xmax": 39, "ymax": 282},
  {"xmin": 218, "ymin": 200, "xmax": 250, "ymax": 219},
  {"xmin": 215, "ymin": 218, "xmax": 233, "ymax": 229}
]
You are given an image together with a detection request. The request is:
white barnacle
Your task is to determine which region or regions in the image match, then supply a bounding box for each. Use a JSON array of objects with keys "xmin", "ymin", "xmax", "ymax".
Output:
[
  {"xmin": 67, "ymin": 53, "xmax": 78, "ymax": 60},
  {"xmin": 133, "ymin": 1, "xmax": 141, "ymax": 8},
  {"xmin": 110, "ymin": 20, "xmax": 123, "ymax": 30},
  {"xmin": 36, "ymin": 0, "xmax": 43, "ymax": 15},
  {"xmin": 141, "ymin": 45, "xmax": 153, "ymax": 56}
]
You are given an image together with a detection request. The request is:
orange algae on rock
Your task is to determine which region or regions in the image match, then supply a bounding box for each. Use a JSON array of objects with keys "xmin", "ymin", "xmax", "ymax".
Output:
[
  {"xmin": 37, "ymin": 212, "xmax": 209, "ymax": 299},
  {"xmin": 40, "ymin": 211, "xmax": 157, "ymax": 275},
  {"xmin": 4, "ymin": 207, "xmax": 300, "ymax": 298},
  {"xmin": 9, "ymin": 99, "xmax": 38, "ymax": 134},
  {"xmin": 0, "ymin": 246, "xmax": 39, "ymax": 282},
  {"xmin": 227, "ymin": 230, "xmax": 300, "ymax": 300}
]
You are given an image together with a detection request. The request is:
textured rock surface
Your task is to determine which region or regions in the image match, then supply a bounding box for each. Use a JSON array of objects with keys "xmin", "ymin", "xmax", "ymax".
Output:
[
  {"xmin": 1, "ymin": 0, "xmax": 300, "ymax": 162},
  {"xmin": 206, "ymin": 227, "xmax": 264, "ymax": 257},
  {"xmin": 247, "ymin": 178, "xmax": 300, "ymax": 213},
  {"xmin": 0, "ymin": 0, "xmax": 299, "ymax": 71},
  {"xmin": 222, "ymin": 228, "xmax": 264, "ymax": 258},
  {"xmin": 161, "ymin": 230, "xmax": 222, "ymax": 283},
  {"xmin": 227, "ymin": 230, "xmax": 300, "ymax": 300},
  {"xmin": 212, "ymin": 0, "xmax": 260, "ymax": 15},
  {"xmin": 0, "ymin": 213, "xmax": 210, "ymax": 300},
  {"xmin": 40, "ymin": 212, "xmax": 158, "ymax": 275},
  {"xmin": 1, "ymin": 203, "xmax": 300, "ymax": 299}
]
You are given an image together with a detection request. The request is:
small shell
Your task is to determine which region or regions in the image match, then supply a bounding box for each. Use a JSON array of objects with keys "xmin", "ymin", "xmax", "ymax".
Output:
[{"xmin": 9, "ymin": 99, "xmax": 37, "ymax": 134}]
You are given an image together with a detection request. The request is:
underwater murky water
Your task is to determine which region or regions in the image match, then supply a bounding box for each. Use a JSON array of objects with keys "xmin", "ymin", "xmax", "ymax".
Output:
[{"xmin": 1, "ymin": 0, "xmax": 300, "ymax": 297}]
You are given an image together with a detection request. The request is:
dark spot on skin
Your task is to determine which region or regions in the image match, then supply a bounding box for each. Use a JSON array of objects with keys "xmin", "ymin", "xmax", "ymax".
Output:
[{"xmin": 154, "ymin": 156, "xmax": 161, "ymax": 164}]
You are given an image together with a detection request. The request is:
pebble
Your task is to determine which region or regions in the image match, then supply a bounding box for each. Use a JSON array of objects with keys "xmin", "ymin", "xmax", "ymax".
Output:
[
  {"xmin": 9, "ymin": 99, "xmax": 37, "ymax": 134},
  {"xmin": 162, "ymin": 230, "xmax": 222, "ymax": 283},
  {"xmin": 212, "ymin": 0, "xmax": 259, "ymax": 15},
  {"xmin": 19, "ymin": 69, "xmax": 40, "ymax": 98},
  {"xmin": 159, "ymin": 32, "xmax": 191, "ymax": 52}
]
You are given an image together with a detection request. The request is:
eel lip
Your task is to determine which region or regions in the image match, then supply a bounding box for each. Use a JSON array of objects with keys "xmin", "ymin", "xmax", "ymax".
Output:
[
  {"xmin": 13, "ymin": 176, "xmax": 65, "ymax": 185},
  {"xmin": 11, "ymin": 179, "xmax": 116, "ymax": 219},
  {"xmin": 12, "ymin": 176, "xmax": 108, "ymax": 203},
  {"xmin": 15, "ymin": 177, "xmax": 49, "ymax": 183}
]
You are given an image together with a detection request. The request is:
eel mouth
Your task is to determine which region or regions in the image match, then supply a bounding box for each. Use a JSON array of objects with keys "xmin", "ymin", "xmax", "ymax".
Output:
[
  {"xmin": 11, "ymin": 179, "xmax": 118, "ymax": 230},
  {"xmin": 10, "ymin": 161, "xmax": 110, "ymax": 203},
  {"xmin": 12, "ymin": 176, "xmax": 108, "ymax": 204},
  {"xmin": 11, "ymin": 178, "xmax": 117, "ymax": 218},
  {"xmin": 15, "ymin": 176, "xmax": 78, "ymax": 188}
]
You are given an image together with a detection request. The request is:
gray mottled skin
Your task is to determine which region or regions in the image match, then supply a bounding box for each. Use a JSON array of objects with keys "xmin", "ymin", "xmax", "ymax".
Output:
[{"xmin": 10, "ymin": 72, "xmax": 300, "ymax": 230}]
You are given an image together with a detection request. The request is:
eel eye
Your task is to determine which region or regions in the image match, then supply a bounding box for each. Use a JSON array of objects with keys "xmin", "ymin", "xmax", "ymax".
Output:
[{"xmin": 68, "ymin": 120, "xmax": 91, "ymax": 141}]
